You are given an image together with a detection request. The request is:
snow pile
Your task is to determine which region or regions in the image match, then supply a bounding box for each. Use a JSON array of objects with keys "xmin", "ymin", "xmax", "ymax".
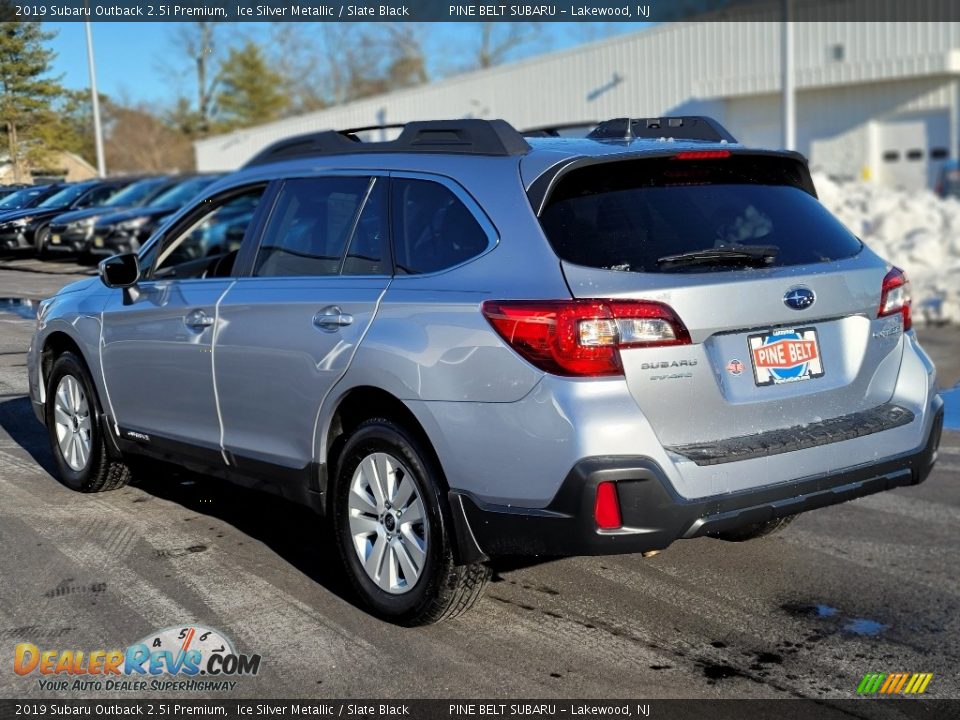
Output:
[{"xmin": 813, "ymin": 173, "xmax": 960, "ymax": 324}]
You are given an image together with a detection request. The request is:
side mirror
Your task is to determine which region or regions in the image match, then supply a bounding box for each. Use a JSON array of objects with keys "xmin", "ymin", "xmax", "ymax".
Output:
[{"xmin": 99, "ymin": 253, "xmax": 140, "ymax": 289}]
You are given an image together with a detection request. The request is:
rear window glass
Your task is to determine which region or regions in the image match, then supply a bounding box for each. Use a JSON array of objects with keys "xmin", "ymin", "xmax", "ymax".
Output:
[
  {"xmin": 540, "ymin": 157, "xmax": 862, "ymax": 273},
  {"xmin": 0, "ymin": 186, "xmax": 51, "ymax": 209}
]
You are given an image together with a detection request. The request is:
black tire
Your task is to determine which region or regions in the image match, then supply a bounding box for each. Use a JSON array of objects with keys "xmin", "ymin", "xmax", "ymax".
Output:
[
  {"xmin": 35, "ymin": 225, "xmax": 51, "ymax": 257},
  {"xmin": 333, "ymin": 418, "xmax": 490, "ymax": 625},
  {"xmin": 713, "ymin": 514, "xmax": 797, "ymax": 542},
  {"xmin": 45, "ymin": 351, "xmax": 132, "ymax": 493}
]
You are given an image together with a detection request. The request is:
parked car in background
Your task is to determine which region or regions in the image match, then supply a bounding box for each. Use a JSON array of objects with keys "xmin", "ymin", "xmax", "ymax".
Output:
[
  {"xmin": 85, "ymin": 174, "xmax": 223, "ymax": 262},
  {"xmin": 934, "ymin": 159, "xmax": 960, "ymax": 199},
  {"xmin": 0, "ymin": 184, "xmax": 66, "ymax": 220},
  {"xmin": 28, "ymin": 118, "xmax": 943, "ymax": 625},
  {"xmin": 46, "ymin": 176, "xmax": 176, "ymax": 258},
  {"xmin": 0, "ymin": 178, "xmax": 137, "ymax": 255},
  {"xmin": 0, "ymin": 184, "xmax": 29, "ymax": 200}
]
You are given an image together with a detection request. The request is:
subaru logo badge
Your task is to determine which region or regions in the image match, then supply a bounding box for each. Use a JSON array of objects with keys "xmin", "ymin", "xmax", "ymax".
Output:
[{"xmin": 784, "ymin": 286, "xmax": 816, "ymax": 310}]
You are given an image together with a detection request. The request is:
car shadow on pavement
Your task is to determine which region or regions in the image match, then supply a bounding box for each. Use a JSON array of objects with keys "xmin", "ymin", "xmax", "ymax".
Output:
[
  {"xmin": 1, "ymin": 394, "xmax": 548, "ymax": 607},
  {"xmin": 126, "ymin": 462, "xmax": 360, "ymax": 608},
  {"xmin": 0, "ymin": 396, "xmax": 58, "ymax": 477},
  {"xmin": 0, "ymin": 395, "xmax": 359, "ymax": 609}
]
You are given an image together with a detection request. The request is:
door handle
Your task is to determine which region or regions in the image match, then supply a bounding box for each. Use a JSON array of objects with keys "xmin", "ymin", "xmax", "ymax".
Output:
[
  {"xmin": 313, "ymin": 306, "xmax": 354, "ymax": 333},
  {"xmin": 184, "ymin": 309, "xmax": 214, "ymax": 330}
]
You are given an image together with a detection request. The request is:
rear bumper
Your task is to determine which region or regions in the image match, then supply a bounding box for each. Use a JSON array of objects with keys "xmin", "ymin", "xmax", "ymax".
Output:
[{"xmin": 452, "ymin": 400, "xmax": 943, "ymax": 559}]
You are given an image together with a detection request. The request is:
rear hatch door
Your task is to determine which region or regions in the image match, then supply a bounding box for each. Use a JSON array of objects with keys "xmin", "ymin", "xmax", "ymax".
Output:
[{"xmin": 537, "ymin": 151, "xmax": 905, "ymax": 447}]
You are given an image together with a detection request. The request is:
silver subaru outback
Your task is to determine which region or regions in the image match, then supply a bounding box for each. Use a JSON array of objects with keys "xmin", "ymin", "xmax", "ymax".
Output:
[{"xmin": 27, "ymin": 117, "xmax": 944, "ymax": 625}]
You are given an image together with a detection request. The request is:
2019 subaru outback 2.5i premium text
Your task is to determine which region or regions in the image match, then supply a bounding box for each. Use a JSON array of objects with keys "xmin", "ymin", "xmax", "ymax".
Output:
[{"xmin": 27, "ymin": 118, "xmax": 944, "ymax": 625}]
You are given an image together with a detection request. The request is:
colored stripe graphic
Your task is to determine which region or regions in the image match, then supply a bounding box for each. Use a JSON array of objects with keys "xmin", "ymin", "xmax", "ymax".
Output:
[
  {"xmin": 857, "ymin": 672, "xmax": 932, "ymax": 694},
  {"xmin": 914, "ymin": 673, "xmax": 933, "ymax": 694},
  {"xmin": 892, "ymin": 673, "xmax": 909, "ymax": 693},
  {"xmin": 879, "ymin": 674, "xmax": 899, "ymax": 693},
  {"xmin": 904, "ymin": 674, "xmax": 922, "ymax": 694},
  {"xmin": 857, "ymin": 673, "xmax": 886, "ymax": 694}
]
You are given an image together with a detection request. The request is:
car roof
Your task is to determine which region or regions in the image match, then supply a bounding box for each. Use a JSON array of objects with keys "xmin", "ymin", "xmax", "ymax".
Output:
[
  {"xmin": 221, "ymin": 135, "xmax": 789, "ymax": 195},
  {"xmin": 208, "ymin": 117, "xmax": 802, "ymax": 200}
]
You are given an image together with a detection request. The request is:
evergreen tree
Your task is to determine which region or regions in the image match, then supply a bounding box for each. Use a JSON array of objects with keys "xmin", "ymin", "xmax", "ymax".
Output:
[
  {"xmin": 215, "ymin": 40, "xmax": 288, "ymax": 131},
  {"xmin": 42, "ymin": 88, "xmax": 111, "ymax": 166},
  {"xmin": 0, "ymin": 22, "xmax": 63, "ymax": 181}
]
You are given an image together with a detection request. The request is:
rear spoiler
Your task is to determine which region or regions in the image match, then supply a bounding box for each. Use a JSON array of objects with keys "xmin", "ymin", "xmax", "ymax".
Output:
[{"xmin": 527, "ymin": 149, "xmax": 816, "ymax": 216}]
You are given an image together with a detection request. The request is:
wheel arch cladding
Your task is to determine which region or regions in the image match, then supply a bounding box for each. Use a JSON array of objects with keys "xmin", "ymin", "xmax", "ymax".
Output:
[
  {"xmin": 41, "ymin": 332, "xmax": 117, "ymax": 457},
  {"xmin": 324, "ymin": 387, "xmax": 487, "ymax": 566},
  {"xmin": 324, "ymin": 386, "xmax": 451, "ymax": 507},
  {"xmin": 41, "ymin": 332, "xmax": 90, "ymax": 403}
]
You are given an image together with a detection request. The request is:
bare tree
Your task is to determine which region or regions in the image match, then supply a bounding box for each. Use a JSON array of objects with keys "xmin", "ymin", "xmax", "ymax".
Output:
[
  {"xmin": 267, "ymin": 25, "xmax": 327, "ymax": 115},
  {"xmin": 321, "ymin": 24, "xmax": 386, "ymax": 105},
  {"xmin": 383, "ymin": 25, "xmax": 428, "ymax": 89},
  {"xmin": 475, "ymin": 23, "xmax": 543, "ymax": 69},
  {"xmin": 168, "ymin": 22, "xmax": 222, "ymax": 136},
  {"xmin": 105, "ymin": 103, "xmax": 193, "ymax": 173},
  {"xmin": 314, "ymin": 24, "xmax": 430, "ymax": 106}
]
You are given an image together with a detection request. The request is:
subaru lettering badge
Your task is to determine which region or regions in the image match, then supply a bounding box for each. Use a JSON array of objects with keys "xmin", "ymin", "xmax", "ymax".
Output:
[{"xmin": 783, "ymin": 286, "xmax": 816, "ymax": 310}]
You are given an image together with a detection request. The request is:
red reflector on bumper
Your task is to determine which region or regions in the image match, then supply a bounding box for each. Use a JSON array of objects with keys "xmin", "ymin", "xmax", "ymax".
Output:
[{"xmin": 594, "ymin": 482, "xmax": 622, "ymax": 529}]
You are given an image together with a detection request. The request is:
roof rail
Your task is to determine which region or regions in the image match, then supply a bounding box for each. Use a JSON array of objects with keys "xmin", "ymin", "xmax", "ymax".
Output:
[
  {"xmin": 587, "ymin": 117, "xmax": 737, "ymax": 143},
  {"xmin": 337, "ymin": 123, "xmax": 408, "ymax": 142},
  {"xmin": 243, "ymin": 119, "xmax": 531, "ymax": 167},
  {"xmin": 522, "ymin": 121, "xmax": 598, "ymax": 138}
]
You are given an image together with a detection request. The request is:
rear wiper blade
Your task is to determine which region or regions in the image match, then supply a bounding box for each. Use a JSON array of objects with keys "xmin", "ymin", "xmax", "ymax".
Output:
[{"xmin": 657, "ymin": 245, "xmax": 779, "ymax": 268}]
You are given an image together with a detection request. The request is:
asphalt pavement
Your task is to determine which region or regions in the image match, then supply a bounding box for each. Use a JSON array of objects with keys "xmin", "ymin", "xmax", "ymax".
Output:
[{"xmin": 0, "ymin": 255, "xmax": 958, "ymax": 701}]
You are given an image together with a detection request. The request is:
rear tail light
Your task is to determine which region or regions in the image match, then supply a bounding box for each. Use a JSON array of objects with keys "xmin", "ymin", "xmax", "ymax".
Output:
[
  {"xmin": 878, "ymin": 267, "xmax": 912, "ymax": 331},
  {"xmin": 481, "ymin": 299, "xmax": 691, "ymax": 377},
  {"xmin": 594, "ymin": 482, "xmax": 622, "ymax": 530}
]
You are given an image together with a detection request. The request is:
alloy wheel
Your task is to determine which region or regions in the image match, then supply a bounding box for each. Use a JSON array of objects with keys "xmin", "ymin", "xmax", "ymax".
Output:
[
  {"xmin": 347, "ymin": 452, "xmax": 428, "ymax": 594},
  {"xmin": 53, "ymin": 375, "xmax": 92, "ymax": 471}
]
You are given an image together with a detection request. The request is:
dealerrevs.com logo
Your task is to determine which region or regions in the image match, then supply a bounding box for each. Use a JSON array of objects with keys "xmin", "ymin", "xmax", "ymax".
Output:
[{"xmin": 13, "ymin": 625, "xmax": 261, "ymax": 693}]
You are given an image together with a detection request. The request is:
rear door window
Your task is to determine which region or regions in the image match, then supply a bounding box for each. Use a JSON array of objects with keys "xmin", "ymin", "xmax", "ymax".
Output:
[
  {"xmin": 254, "ymin": 177, "xmax": 370, "ymax": 277},
  {"xmin": 539, "ymin": 156, "xmax": 862, "ymax": 273}
]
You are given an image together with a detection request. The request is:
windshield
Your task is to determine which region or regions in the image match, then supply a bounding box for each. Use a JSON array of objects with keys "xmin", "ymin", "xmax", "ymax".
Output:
[
  {"xmin": 38, "ymin": 184, "xmax": 89, "ymax": 208},
  {"xmin": 539, "ymin": 156, "xmax": 862, "ymax": 273},
  {"xmin": 150, "ymin": 177, "xmax": 218, "ymax": 207},
  {"xmin": 104, "ymin": 178, "xmax": 168, "ymax": 207},
  {"xmin": 0, "ymin": 187, "xmax": 52, "ymax": 209}
]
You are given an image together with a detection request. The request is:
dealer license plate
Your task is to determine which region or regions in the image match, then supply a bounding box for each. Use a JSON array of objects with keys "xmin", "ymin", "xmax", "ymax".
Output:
[{"xmin": 747, "ymin": 327, "xmax": 824, "ymax": 386}]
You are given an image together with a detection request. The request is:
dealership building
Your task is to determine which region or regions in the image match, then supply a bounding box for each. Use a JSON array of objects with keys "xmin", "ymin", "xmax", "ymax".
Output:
[{"xmin": 195, "ymin": 7, "xmax": 960, "ymax": 191}]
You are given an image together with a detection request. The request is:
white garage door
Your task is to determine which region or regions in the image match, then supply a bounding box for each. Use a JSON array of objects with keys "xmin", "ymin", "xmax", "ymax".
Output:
[{"xmin": 876, "ymin": 111, "xmax": 950, "ymax": 191}]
